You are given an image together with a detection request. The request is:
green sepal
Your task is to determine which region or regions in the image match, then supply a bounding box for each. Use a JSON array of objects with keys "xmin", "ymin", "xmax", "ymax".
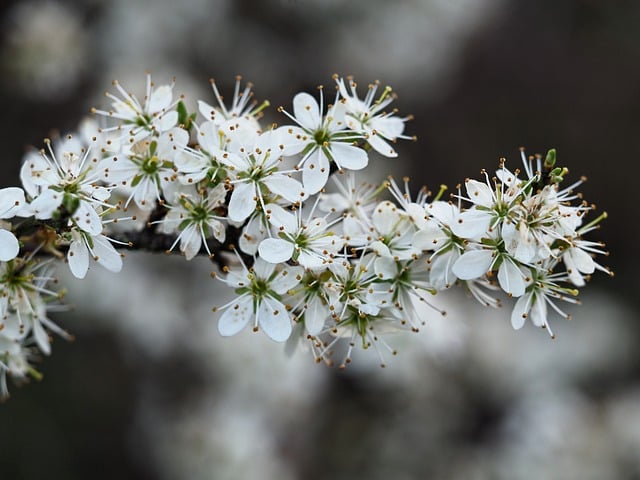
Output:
[
  {"xmin": 131, "ymin": 174, "xmax": 142, "ymax": 187},
  {"xmin": 62, "ymin": 193, "xmax": 80, "ymax": 215}
]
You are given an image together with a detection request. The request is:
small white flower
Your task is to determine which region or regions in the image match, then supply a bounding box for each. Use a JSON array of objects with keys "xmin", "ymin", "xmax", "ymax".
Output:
[
  {"xmin": 510, "ymin": 262, "xmax": 579, "ymax": 338},
  {"xmin": 159, "ymin": 184, "xmax": 227, "ymax": 260},
  {"xmin": 21, "ymin": 136, "xmax": 111, "ymax": 235},
  {"xmin": 216, "ymin": 257, "xmax": 303, "ymax": 342},
  {"xmin": 336, "ymin": 76, "xmax": 412, "ymax": 158},
  {"xmin": 100, "ymin": 128, "xmax": 187, "ymax": 210},
  {"xmin": 67, "ymin": 230, "xmax": 123, "ymax": 279},
  {"xmin": 92, "ymin": 74, "xmax": 179, "ymax": 142},
  {"xmin": 280, "ymin": 90, "xmax": 368, "ymax": 194},
  {"xmin": 258, "ymin": 203, "xmax": 344, "ymax": 270},
  {"xmin": 197, "ymin": 77, "xmax": 265, "ymax": 149},
  {"xmin": 222, "ymin": 130, "xmax": 305, "ymax": 222}
]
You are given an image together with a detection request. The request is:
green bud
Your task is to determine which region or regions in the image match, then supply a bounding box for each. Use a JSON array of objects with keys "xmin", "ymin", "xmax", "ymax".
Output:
[{"xmin": 544, "ymin": 148, "xmax": 556, "ymax": 168}]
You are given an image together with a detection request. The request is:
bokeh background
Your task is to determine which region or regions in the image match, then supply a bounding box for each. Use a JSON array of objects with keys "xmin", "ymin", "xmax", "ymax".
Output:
[{"xmin": 1, "ymin": 0, "xmax": 638, "ymax": 479}]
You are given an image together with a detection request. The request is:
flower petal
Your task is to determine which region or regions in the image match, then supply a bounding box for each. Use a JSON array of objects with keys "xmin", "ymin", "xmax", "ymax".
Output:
[
  {"xmin": 0, "ymin": 229, "xmax": 19, "ymax": 262},
  {"xmin": 228, "ymin": 182, "xmax": 256, "ymax": 222},
  {"xmin": 258, "ymin": 238, "xmax": 294, "ymax": 264},
  {"xmin": 330, "ymin": 142, "xmax": 368, "ymax": 170},
  {"xmin": 218, "ymin": 296, "xmax": 252, "ymax": 337},
  {"xmin": 292, "ymin": 92, "xmax": 321, "ymax": 131},
  {"xmin": 452, "ymin": 249, "xmax": 494, "ymax": 280},
  {"xmin": 497, "ymin": 259, "xmax": 526, "ymax": 297},
  {"xmin": 258, "ymin": 297, "xmax": 292, "ymax": 342},
  {"xmin": 92, "ymin": 235, "xmax": 123, "ymax": 273},
  {"xmin": 68, "ymin": 237, "xmax": 89, "ymax": 279}
]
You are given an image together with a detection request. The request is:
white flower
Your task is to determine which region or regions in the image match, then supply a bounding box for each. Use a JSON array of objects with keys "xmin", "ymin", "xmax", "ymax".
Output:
[
  {"xmin": 336, "ymin": 76, "xmax": 412, "ymax": 158},
  {"xmin": 0, "ymin": 187, "xmax": 26, "ymax": 261},
  {"xmin": 100, "ymin": 127, "xmax": 187, "ymax": 210},
  {"xmin": 318, "ymin": 172, "xmax": 381, "ymax": 220},
  {"xmin": 222, "ymin": 130, "xmax": 305, "ymax": 222},
  {"xmin": 92, "ymin": 74, "xmax": 179, "ymax": 142},
  {"xmin": 510, "ymin": 262, "xmax": 579, "ymax": 338},
  {"xmin": 280, "ymin": 90, "xmax": 368, "ymax": 194},
  {"xmin": 67, "ymin": 230, "xmax": 123, "ymax": 279},
  {"xmin": 367, "ymin": 201, "xmax": 420, "ymax": 267},
  {"xmin": 175, "ymin": 121, "xmax": 240, "ymax": 185},
  {"xmin": 197, "ymin": 77, "xmax": 265, "ymax": 149},
  {"xmin": 159, "ymin": 184, "xmax": 227, "ymax": 260},
  {"xmin": 21, "ymin": 136, "xmax": 111, "ymax": 235},
  {"xmin": 452, "ymin": 244, "xmax": 528, "ymax": 298},
  {"xmin": 216, "ymin": 257, "xmax": 303, "ymax": 342},
  {"xmin": 258, "ymin": 203, "xmax": 344, "ymax": 269}
]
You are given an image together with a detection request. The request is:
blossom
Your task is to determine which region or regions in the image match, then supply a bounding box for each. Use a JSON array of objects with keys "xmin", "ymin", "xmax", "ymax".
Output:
[
  {"xmin": 215, "ymin": 257, "xmax": 303, "ymax": 342},
  {"xmin": 279, "ymin": 90, "xmax": 368, "ymax": 194},
  {"xmin": 335, "ymin": 76, "xmax": 413, "ymax": 158},
  {"xmin": 258, "ymin": 203, "xmax": 344, "ymax": 270},
  {"xmin": 197, "ymin": 77, "xmax": 265, "ymax": 149},
  {"xmin": 159, "ymin": 184, "xmax": 227, "ymax": 260},
  {"xmin": 100, "ymin": 127, "xmax": 187, "ymax": 210},
  {"xmin": 92, "ymin": 74, "xmax": 179, "ymax": 142},
  {"xmin": 510, "ymin": 261, "xmax": 579, "ymax": 338},
  {"xmin": 0, "ymin": 187, "xmax": 26, "ymax": 261},
  {"xmin": 222, "ymin": 130, "xmax": 305, "ymax": 222},
  {"xmin": 67, "ymin": 230, "xmax": 123, "ymax": 279},
  {"xmin": 21, "ymin": 136, "xmax": 112, "ymax": 235}
]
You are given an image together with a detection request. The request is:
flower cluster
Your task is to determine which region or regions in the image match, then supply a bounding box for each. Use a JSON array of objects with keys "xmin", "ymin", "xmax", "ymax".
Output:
[{"xmin": 0, "ymin": 74, "xmax": 610, "ymax": 398}]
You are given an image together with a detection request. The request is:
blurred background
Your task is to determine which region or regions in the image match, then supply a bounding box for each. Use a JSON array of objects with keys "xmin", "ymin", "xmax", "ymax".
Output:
[{"xmin": 0, "ymin": 0, "xmax": 638, "ymax": 478}]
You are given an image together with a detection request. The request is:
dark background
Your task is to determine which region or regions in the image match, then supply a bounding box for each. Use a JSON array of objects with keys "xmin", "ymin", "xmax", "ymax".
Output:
[{"xmin": 1, "ymin": 1, "xmax": 638, "ymax": 479}]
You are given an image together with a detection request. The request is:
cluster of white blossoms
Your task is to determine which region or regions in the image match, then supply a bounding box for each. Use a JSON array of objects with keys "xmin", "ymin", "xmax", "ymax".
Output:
[{"xmin": 0, "ymin": 74, "xmax": 611, "ymax": 398}]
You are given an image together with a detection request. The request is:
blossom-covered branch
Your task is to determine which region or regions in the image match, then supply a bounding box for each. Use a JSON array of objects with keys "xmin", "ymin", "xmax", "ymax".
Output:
[{"xmin": 0, "ymin": 74, "xmax": 611, "ymax": 399}]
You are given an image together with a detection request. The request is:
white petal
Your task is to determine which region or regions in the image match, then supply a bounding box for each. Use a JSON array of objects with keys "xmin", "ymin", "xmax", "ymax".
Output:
[
  {"xmin": 92, "ymin": 235, "xmax": 123, "ymax": 273},
  {"xmin": 0, "ymin": 229, "xmax": 19, "ymax": 261},
  {"xmin": 302, "ymin": 149, "xmax": 330, "ymax": 194},
  {"xmin": 31, "ymin": 189, "xmax": 62, "ymax": 219},
  {"xmin": 451, "ymin": 209, "xmax": 492, "ymax": 239},
  {"xmin": 497, "ymin": 259, "xmax": 526, "ymax": 297},
  {"xmin": 511, "ymin": 294, "xmax": 531, "ymax": 330},
  {"xmin": 451, "ymin": 249, "xmax": 494, "ymax": 280},
  {"xmin": 292, "ymin": 92, "xmax": 321, "ymax": 130},
  {"xmin": 252, "ymin": 256, "xmax": 277, "ymax": 279},
  {"xmin": 263, "ymin": 175, "xmax": 305, "ymax": 204},
  {"xmin": 218, "ymin": 296, "xmax": 252, "ymax": 337},
  {"xmin": 567, "ymin": 247, "xmax": 595, "ymax": 274},
  {"xmin": 258, "ymin": 297, "xmax": 292, "ymax": 342},
  {"xmin": 330, "ymin": 142, "xmax": 368, "ymax": 170},
  {"xmin": 305, "ymin": 296, "xmax": 327, "ymax": 336},
  {"xmin": 372, "ymin": 201, "xmax": 400, "ymax": 236},
  {"xmin": 429, "ymin": 250, "xmax": 459, "ymax": 290},
  {"xmin": 366, "ymin": 131, "xmax": 397, "ymax": 157},
  {"xmin": 32, "ymin": 319, "xmax": 51, "ymax": 355},
  {"xmin": 148, "ymin": 85, "xmax": 173, "ymax": 112},
  {"xmin": 239, "ymin": 215, "xmax": 268, "ymax": 255},
  {"xmin": 0, "ymin": 187, "xmax": 26, "ymax": 219},
  {"xmin": 374, "ymin": 256, "xmax": 397, "ymax": 280},
  {"xmin": 228, "ymin": 182, "xmax": 256, "ymax": 222},
  {"xmin": 68, "ymin": 238, "xmax": 89, "ymax": 279},
  {"xmin": 73, "ymin": 201, "xmax": 103, "ymax": 235},
  {"xmin": 158, "ymin": 111, "xmax": 178, "ymax": 131},
  {"xmin": 258, "ymin": 238, "xmax": 294, "ymax": 264},
  {"xmin": 412, "ymin": 223, "xmax": 445, "ymax": 250},
  {"xmin": 265, "ymin": 203, "xmax": 297, "ymax": 233},
  {"xmin": 465, "ymin": 180, "xmax": 494, "ymax": 207},
  {"xmin": 529, "ymin": 295, "xmax": 548, "ymax": 328},
  {"xmin": 271, "ymin": 265, "xmax": 304, "ymax": 294},
  {"xmin": 181, "ymin": 225, "xmax": 202, "ymax": 260}
]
